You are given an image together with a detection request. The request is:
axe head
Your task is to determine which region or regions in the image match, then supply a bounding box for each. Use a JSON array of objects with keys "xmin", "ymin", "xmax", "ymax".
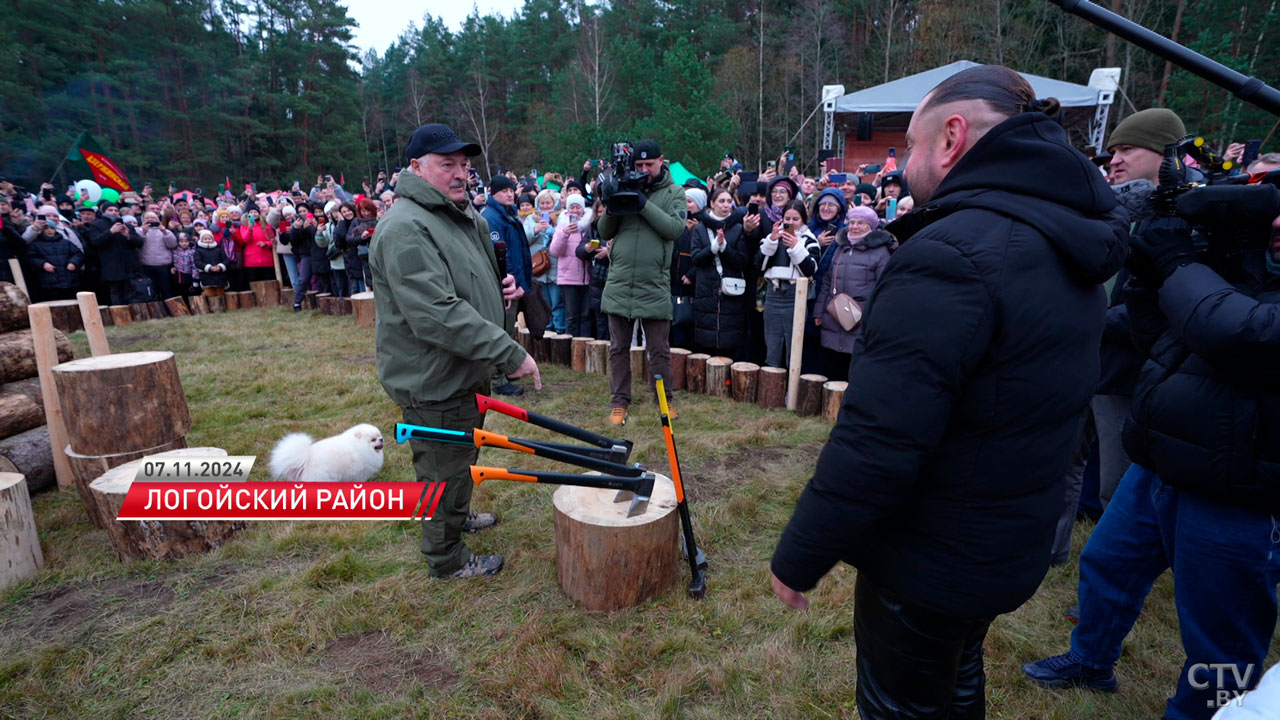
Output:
[{"xmin": 613, "ymin": 473, "xmax": 655, "ymax": 517}]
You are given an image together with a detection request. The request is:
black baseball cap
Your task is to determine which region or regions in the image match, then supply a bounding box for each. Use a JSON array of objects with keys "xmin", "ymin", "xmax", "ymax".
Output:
[
  {"xmin": 635, "ymin": 139, "xmax": 662, "ymax": 160},
  {"xmin": 406, "ymin": 124, "xmax": 482, "ymax": 160}
]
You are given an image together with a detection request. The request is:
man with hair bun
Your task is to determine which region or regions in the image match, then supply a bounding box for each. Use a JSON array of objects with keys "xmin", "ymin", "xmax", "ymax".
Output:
[{"xmin": 770, "ymin": 65, "xmax": 1128, "ymax": 718}]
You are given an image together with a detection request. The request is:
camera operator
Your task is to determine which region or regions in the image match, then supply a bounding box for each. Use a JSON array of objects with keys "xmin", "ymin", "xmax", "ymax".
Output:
[
  {"xmin": 597, "ymin": 139, "xmax": 687, "ymax": 425},
  {"xmin": 1025, "ymin": 175, "xmax": 1280, "ymax": 719},
  {"xmin": 84, "ymin": 203, "xmax": 143, "ymax": 306}
]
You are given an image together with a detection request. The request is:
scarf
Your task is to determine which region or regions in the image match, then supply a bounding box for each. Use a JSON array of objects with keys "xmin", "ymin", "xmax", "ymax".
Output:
[{"xmin": 763, "ymin": 204, "xmax": 784, "ymax": 224}]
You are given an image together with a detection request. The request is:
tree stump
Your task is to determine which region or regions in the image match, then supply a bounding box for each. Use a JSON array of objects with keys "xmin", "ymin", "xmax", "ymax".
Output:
[
  {"xmin": 232, "ymin": 291, "xmax": 256, "ymax": 310},
  {"xmin": 758, "ymin": 367, "xmax": 788, "ymax": 410},
  {"xmin": 0, "ymin": 426, "xmax": 55, "ymax": 495},
  {"xmin": 304, "ymin": 290, "xmax": 319, "ymax": 310},
  {"xmin": 570, "ymin": 337, "xmax": 591, "ymax": 372},
  {"xmin": 149, "ymin": 301, "xmax": 169, "ymax": 319},
  {"xmin": 187, "ymin": 295, "xmax": 208, "ymax": 315},
  {"xmin": 0, "ymin": 282, "xmax": 30, "ymax": 334},
  {"xmin": 99, "ymin": 306, "xmax": 113, "ymax": 327},
  {"xmin": 532, "ymin": 332, "xmax": 550, "ymax": 364},
  {"xmin": 669, "ymin": 348, "xmax": 690, "ymax": 390},
  {"xmin": 109, "ymin": 305, "xmax": 132, "ymax": 326},
  {"xmin": 351, "ymin": 291, "xmax": 376, "ymax": 328},
  {"xmin": 550, "ymin": 333, "xmax": 572, "ymax": 366},
  {"xmin": 206, "ymin": 295, "xmax": 226, "ymax": 313},
  {"xmin": 66, "ymin": 437, "xmax": 188, "ymax": 529},
  {"xmin": 0, "ymin": 378, "xmax": 45, "ymax": 440},
  {"xmin": 686, "ymin": 353, "xmax": 710, "ymax": 394},
  {"xmin": 630, "ymin": 346, "xmax": 648, "ymax": 386},
  {"xmin": 33, "ymin": 300, "xmax": 83, "ymax": 334},
  {"xmin": 89, "ymin": 447, "xmax": 246, "ymax": 561},
  {"xmin": 586, "ymin": 340, "xmax": 609, "ymax": 375},
  {"xmin": 822, "ymin": 380, "xmax": 848, "ymax": 423},
  {"xmin": 250, "ymin": 279, "xmax": 280, "ymax": 308},
  {"xmin": 0, "ymin": 473, "xmax": 43, "ymax": 591},
  {"xmin": 552, "ymin": 474, "xmax": 679, "ymax": 611},
  {"xmin": 796, "ymin": 374, "xmax": 828, "ymax": 417},
  {"xmin": 0, "ymin": 328, "xmax": 73, "ymax": 384},
  {"xmin": 225, "ymin": 292, "xmax": 239, "ymax": 311},
  {"xmin": 164, "ymin": 296, "xmax": 190, "ymax": 317},
  {"xmin": 517, "ymin": 327, "xmax": 531, "ymax": 353},
  {"xmin": 128, "ymin": 303, "xmax": 151, "ymax": 322},
  {"xmin": 314, "ymin": 293, "xmax": 333, "ymax": 315},
  {"xmin": 53, "ymin": 351, "xmax": 191, "ymax": 456},
  {"xmin": 336, "ymin": 297, "xmax": 351, "ymax": 315},
  {"xmin": 730, "ymin": 362, "xmax": 760, "ymax": 403},
  {"xmin": 706, "ymin": 357, "xmax": 732, "ymax": 397}
]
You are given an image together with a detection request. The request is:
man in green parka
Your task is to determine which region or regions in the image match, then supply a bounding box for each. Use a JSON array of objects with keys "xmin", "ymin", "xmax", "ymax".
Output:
[
  {"xmin": 599, "ymin": 139, "xmax": 687, "ymax": 425},
  {"xmin": 370, "ymin": 124, "xmax": 541, "ymax": 579}
]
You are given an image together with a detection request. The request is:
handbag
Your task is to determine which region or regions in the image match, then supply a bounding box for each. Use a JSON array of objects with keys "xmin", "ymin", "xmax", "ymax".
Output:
[
  {"xmin": 672, "ymin": 296, "xmax": 694, "ymax": 326},
  {"xmin": 713, "ymin": 245, "xmax": 745, "ymax": 296},
  {"xmin": 531, "ymin": 248, "xmax": 550, "ymax": 277},
  {"xmin": 825, "ymin": 250, "xmax": 862, "ymax": 332},
  {"xmin": 518, "ymin": 280, "xmax": 552, "ymax": 337}
]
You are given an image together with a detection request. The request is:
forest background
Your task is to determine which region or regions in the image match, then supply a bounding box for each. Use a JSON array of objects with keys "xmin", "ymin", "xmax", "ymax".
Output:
[{"xmin": 3, "ymin": 0, "xmax": 1278, "ymax": 191}]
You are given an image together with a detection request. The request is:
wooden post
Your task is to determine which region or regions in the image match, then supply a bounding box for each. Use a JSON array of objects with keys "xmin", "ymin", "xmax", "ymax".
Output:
[
  {"xmin": 570, "ymin": 337, "xmax": 591, "ymax": 372},
  {"xmin": 786, "ymin": 276, "xmax": 810, "ymax": 411},
  {"xmin": 706, "ymin": 356, "xmax": 732, "ymax": 397},
  {"xmin": 76, "ymin": 292, "xmax": 110, "ymax": 357},
  {"xmin": 164, "ymin": 296, "xmax": 191, "ymax": 317},
  {"xmin": 250, "ymin": 279, "xmax": 280, "ymax": 308},
  {"xmin": 730, "ymin": 362, "xmax": 760, "ymax": 403},
  {"xmin": 796, "ymin": 374, "xmax": 828, "ymax": 417},
  {"xmin": 552, "ymin": 475, "xmax": 679, "ymax": 611},
  {"xmin": 669, "ymin": 348, "xmax": 690, "ymax": 390},
  {"xmin": 272, "ymin": 241, "xmax": 283, "ymax": 287},
  {"xmin": 821, "ymin": 380, "xmax": 848, "ymax": 423},
  {"xmin": 686, "ymin": 353, "xmax": 709, "ymax": 394},
  {"xmin": 758, "ymin": 367, "xmax": 788, "ymax": 409},
  {"xmin": 206, "ymin": 294, "xmax": 226, "ymax": 313},
  {"xmin": 351, "ymin": 291, "xmax": 376, "ymax": 327},
  {"xmin": 109, "ymin": 305, "xmax": 132, "ymax": 326},
  {"xmin": 187, "ymin": 295, "xmax": 208, "ymax": 315},
  {"xmin": 53, "ymin": 351, "xmax": 192, "ymax": 456},
  {"xmin": 586, "ymin": 340, "xmax": 610, "ymax": 375},
  {"xmin": 0, "ymin": 473, "xmax": 42, "ymax": 591},
  {"xmin": 6, "ymin": 260, "xmax": 28, "ymax": 302},
  {"xmin": 26, "ymin": 305, "xmax": 74, "ymax": 491}
]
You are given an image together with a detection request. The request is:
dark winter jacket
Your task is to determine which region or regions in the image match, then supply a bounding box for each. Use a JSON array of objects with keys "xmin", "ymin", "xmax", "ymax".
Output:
[
  {"xmin": 0, "ymin": 221, "xmax": 24, "ymax": 284},
  {"xmin": 772, "ymin": 112, "xmax": 1128, "ymax": 619},
  {"xmin": 672, "ymin": 216, "xmax": 698, "ymax": 299},
  {"xmin": 482, "ymin": 203, "xmax": 534, "ymax": 293},
  {"xmin": 577, "ymin": 232, "xmax": 611, "ymax": 314},
  {"xmin": 812, "ymin": 229, "xmax": 893, "ymax": 354},
  {"xmin": 689, "ymin": 210, "xmax": 750, "ymax": 353},
  {"xmin": 346, "ymin": 217, "xmax": 377, "ymax": 259},
  {"xmin": 810, "ymin": 188, "xmax": 849, "ymax": 292},
  {"xmin": 1122, "ymin": 254, "xmax": 1280, "ymax": 511},
  {"xmin": 87, "ymin": 216, "xmax": 144, "ymax": 282},
  {"xmin": 27, "ymin": 232, "xmax": 84, "ymax": 289},
  {"xmin": 281, "ymin": 224, "xmax": 328, "ymax": 273},
  {"xmin": 194, "ymin": 241, "xmax": 230, "ymax": 288}
]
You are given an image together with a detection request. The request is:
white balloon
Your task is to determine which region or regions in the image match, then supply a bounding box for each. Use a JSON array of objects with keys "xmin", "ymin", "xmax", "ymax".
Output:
[{"xmin": 74, "ymin": 179, "xmax": 103, "ymax": 203}]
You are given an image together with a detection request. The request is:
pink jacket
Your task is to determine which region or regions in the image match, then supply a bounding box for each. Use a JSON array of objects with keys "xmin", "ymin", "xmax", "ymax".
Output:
[
  {"xmin": 548, "ymin": 210, "xmax": 592, "ymax": 286},
  {"xmin": 235, "ymin": 222, "xmax": 275, "ymax": 268}
]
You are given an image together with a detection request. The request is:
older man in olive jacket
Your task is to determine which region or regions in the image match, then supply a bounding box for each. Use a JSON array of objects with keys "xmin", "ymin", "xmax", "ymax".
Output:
[
  {"xmin": 370, "ymin": 124, "xmax": 540, "ymax": 580},
  {"xmin": 598, "ymin": 139, "xmax": 687, "ymax": 425}
]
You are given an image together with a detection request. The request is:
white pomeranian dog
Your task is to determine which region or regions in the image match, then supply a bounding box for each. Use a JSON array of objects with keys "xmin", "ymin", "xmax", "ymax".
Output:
[{"xmin": 268, "ymin": 424, "xmax": 385, "ymax": 483}]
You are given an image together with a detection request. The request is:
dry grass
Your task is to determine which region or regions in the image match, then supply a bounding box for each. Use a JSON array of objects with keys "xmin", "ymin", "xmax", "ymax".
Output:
[{"xmin": 1, "ymin": 305, "xmax": 1274, "ymax": 719}]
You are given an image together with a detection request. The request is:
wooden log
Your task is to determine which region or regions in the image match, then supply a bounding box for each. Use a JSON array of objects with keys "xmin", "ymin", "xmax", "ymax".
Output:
[
  {"xmin": 129, "ymin": 303, "xmax": 151, "ymax": 322},
  {"xmin": 109, "ymin": 305, "xmax": 132, "ymax": 326},
  {"xmin": 98, "ymin": 306, "xmax": 112, "ymax": 328},
  {"xmin": 89, "ymin": 447, "xmax": 246, "ymax": 561},
  {"xmin": 164, "ymin": 296, "xmax": 191, "ymax": 317},
  {"xmin": 77, "ymin": 292, "xmax": 110, "ymax": 356},
  {"xmin": 586, "ymin": 340, "xmax": 610, "ymax": 375},
  {"xmin": 206, "ymin": 294, "xmax": 226, "ymax": 313},
  {"xmin": 53, "ymin": 351, "xmax": 191, "ymax": 456},
  {"xmin": 250, "ymin": 279, "xmax": 280, "ymax": 308},
  {"xmin": 66, "ymin": 437, "xmax": 188, "ymax": 529},
  {"xmin": 822, "ymin": 380, "xmax": 848, "ymax": 423},
  {"xmin": 758, "ymin": 367, "xmax": 788, "ymax": 409},
  {"xmin": 187, "ymin": 294, "xmax": 208, "ymax": 315},
  {"xmin": 796, "ymin": 374, "xmax": 828, "ymax": 417},
  {"xmin": 570, "ymin": 337, "xmax": 591, "ymax": 373},
  {"xmin": 552, "ymin": 474, "xmax": 679, "ymax": 611},
  {"xmin": 234, "ymin": 290, "xmax": 256, "ymax": 309},
  {"xmin": 517, "ymin": 327, "xmax": 531, "ymax": 353},
  {"xmin": 147, "ymin": 301, "xmax": 168, "ymax": 320},
  {"xmin": 686, "ymin": 353, "xmax": 710, "ymax": 394},
  {"xmin": 0, "ymin": 380, "xmax": 45, "ymax": 440},
  {"xmin": 730, "ymin": 362, "xmax": 760, "ymax": 404},
  {"xmin": 351, "ymin": 291, "xmax": 376, "ymax": 328},
  {"xmin": 319, "ymin": 295, "xmax": 339, "ymax": 316},
  {"xmin": 0, "ymin": 282, "xmax": 30, "ymax": 334},
  {"xmin": 304, "ymin": 290, "xmax": 319, "ymax": 310},
  {"xmin": 280, "ymin": 287, "xmax": 295, "ymax": 307},
  {"xmin": 0, "ymin": 426, "xmax": 54, "ymax": 495},
  {"xmin": 4, "ymin": 267, "xmax": 28, "ymax": 313},
  {"xmin": 549, "ymin": 333, "xmax": 572, "ymax": 366},
  {"xmin": 0, "ymin": 473, "xmax": 43, "ymax": 591},
  {"xmin": 786, "ymin": 276, "xmax": 810, "ymax": 411},
  {"xmin": 706, "ymin": 356, "xmax": 732, "ymax": 398},
  {"xmin": 336, "ymin": 296, "xmax": 351, "ymax": 315},
  {"xmin": 224, "ymin": 292, "xmax": 239, "ymax": 311},
  {"xmin": 33, "ymin": 300, "xmax": 83, "ymax": 334},
  {"xmin": 0, "ymin": 328, "xmax": 73, "ymax": 385},
  {"xmin": 669, "ymin": 348, "xmax": 690, "ymax": 391},
  {"xmin": 532, "ymin": 332, "xmax": 551, "ymax": 364},
  {"xmin": 630, "ymin": 346, "xmax": 648, "ymax": 386},
  {"xmin": 26, "ymin": 305, "xmax": 74, "ymax": 491}
]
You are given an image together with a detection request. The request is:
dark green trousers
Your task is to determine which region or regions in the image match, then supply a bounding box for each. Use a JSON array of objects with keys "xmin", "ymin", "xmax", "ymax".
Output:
[{"xmin": 403, "ymin": 384, "xmax": 486, "ymax": 576}]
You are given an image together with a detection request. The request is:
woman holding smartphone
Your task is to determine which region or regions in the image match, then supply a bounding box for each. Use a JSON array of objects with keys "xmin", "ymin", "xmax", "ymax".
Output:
[{"xmin": 757, "ymin": 199, "xmax": 821, "ymax": 368}]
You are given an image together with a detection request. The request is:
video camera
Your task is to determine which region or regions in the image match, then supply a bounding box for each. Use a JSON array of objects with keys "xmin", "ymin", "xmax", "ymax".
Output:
[{"xmin": 596, "ymin": 142, "xmax": 650, "ymax": 215}]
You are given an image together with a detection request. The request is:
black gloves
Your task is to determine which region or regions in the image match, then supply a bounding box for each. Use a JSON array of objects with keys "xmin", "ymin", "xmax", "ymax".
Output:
[{"xmin": 1126, "ymin": 218, "xmax": 1197, "ymax": 286}]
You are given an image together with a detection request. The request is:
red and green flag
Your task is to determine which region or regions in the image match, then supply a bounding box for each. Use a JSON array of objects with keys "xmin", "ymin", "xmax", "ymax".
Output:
[{"xmin": 66, "ymin": 131, "xmax": 134, "ymax": 192}]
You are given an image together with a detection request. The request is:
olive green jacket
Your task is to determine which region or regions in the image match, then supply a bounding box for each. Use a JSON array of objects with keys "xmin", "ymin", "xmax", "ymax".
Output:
[
  {"xmin": 598, "ymin": 165, "xmax": 687, "ymax": 320},
  {"xmin": 369, "ymin": 172, "xmax": 526, "ymax": 407}
]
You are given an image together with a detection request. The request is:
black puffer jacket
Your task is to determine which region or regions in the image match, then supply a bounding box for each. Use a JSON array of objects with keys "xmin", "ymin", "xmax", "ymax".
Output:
[
  {"xmin": 689, "ymin": 210, "xmax": 750, "ymax": 353},
  {"xmin": 26, "ymin": 233, "xmax": 84, "ymax": 289},
  {"xmin": 194, "ymin": 241, "xmax": 230, "ymax": 288},
  {"xmin": 87, "ymin": 217, "xmax": 143, "ymax": 282},
  {"xmin": 772, "ymin": 112, "xmax": 1129, "ymax": 619},
  {"xmin": 1123, "ymin": 254, "xmax": 1280, "ymax": 511}
]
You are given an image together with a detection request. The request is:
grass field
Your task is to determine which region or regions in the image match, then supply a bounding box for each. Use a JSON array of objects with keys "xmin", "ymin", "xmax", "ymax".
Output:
[{"xmin": 1, "ymin": 305, "xmax": 1274, "ymax": 719}]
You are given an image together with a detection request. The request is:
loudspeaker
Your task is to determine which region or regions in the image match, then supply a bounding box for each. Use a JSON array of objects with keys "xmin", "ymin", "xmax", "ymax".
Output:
[{"xmin": 857, "ymin": 113, "xmax": 875, "ymax": 141}]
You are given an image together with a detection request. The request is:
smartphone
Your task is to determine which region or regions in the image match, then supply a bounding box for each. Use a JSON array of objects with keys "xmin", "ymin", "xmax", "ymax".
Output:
[
  {"xmin": 1243, "ymin": 139, "xmax": 1263, "ymax": 168},
  {"xmin": 785, "ymin": 152, "xmax": 795, "ymax": 173},
  {"xmin": 888, "ymin": 147, "xmax": 896, "ymax": 158},
  {"xmin": 541, "ymin": 211, "xmax": 550, "ymax": 223},
  {"xmin": 590, "ymin": 160, "xmax": 600, "ymax": 168},
  {"xmin": 825, "ymin": 222, "xmax": 838, "ymax": 234},
  {"xmin": 767, "ymin": 160, "xmax": 777, "ymax": 170},
  {"xmin": 862, "ymin": 164, "xmax": 882, "ymax": 175},
  {"xmin": 852, "ymin": 195, "xmax": 861, "ymax": 207},
  {"xmin": 829, "ymin": 173, "xmax": 848, "ymax": 184},
  {"xmin": 740, "ymin": 171, "xmax": 759, "ymax": 184},
  {"xmin": 588, "ymin": 237, "xmax": 600, "ymax": 249},
  {"xmin": 826, "ymin": 158, "xmax": 844, "ymax": 173},
  {"xmin": 887, "ymin": 197, "xmax": 898, "ymax": 221},
  {"xmin": 747, "ymin": 201, "xmax": 760, "ymax": 215}
]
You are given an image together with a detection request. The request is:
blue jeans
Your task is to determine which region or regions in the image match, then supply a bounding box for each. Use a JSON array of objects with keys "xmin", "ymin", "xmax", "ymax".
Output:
[
  {"xmin": 542, "ymin": 281, "xmax": 564, "ymax": 334},
  {"xmin": 1070, "ymin": 464, "xmax": 1280, "ymax": 720},
  {"xmin": 281, "ymin": 253, "xmax": 299, "ymax": 289}
]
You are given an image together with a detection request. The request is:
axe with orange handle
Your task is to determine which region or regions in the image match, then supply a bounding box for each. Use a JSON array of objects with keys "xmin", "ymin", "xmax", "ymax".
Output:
[{"xmin": 470, "ymin": 465, "xmax": 655, "ymax": 517}]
